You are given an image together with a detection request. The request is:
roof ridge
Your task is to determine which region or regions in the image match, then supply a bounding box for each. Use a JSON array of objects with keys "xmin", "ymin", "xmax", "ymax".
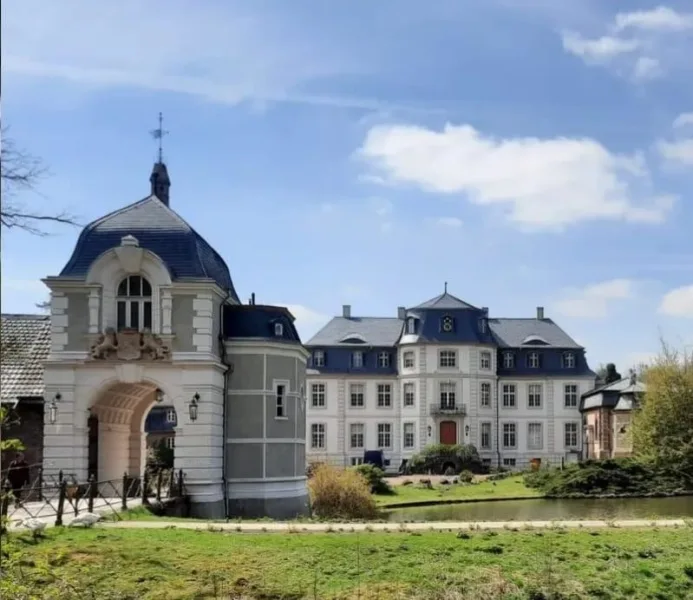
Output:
[{"xmin": 1, "ymin": 313, "xmax": 50, "ymax": 319}]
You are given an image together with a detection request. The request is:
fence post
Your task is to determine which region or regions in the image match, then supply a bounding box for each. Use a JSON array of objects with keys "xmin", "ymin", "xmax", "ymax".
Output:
[
  {"xmin": 178, "ymin": 469, "xmax": 184, "ymax": 498},
  {"xmin": 87, "ymin": 474, "xmax": 96, "ymax": 513},
  {"xmin": 58, "ymin": 469, "xmax": 64, "ymax": 484},
  {"xmin": 1, "ymin": 479, "xmax": 11, "ymax": 533},
  {"xmin": 168, "ymin": 469, "xmax": 175, "ymax": 498},
  {"xmin": 141, "ymin": 470, "xmax": 150, "ymax": 507},
  {"xmin": 121, "ymin": 472, "xmax": 129, "ymax": 511},
  {"xmin": 55, "ymin": 479, "xmax": 67, "ymax": 527},
  {"xmin": 156, "ymin": 470, "xmax": 163, "ymax": 502},
  {"xmin": 37, "ymin": 467, "xmax": 43, "ymax": 501}
]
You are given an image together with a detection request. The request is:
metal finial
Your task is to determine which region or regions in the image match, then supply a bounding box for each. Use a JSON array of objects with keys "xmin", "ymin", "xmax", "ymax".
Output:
[
  {"xmin": 444, "ymin": 281, "xmax": 448, "ymax": 293},
  {"xmin": 150, "ymin": 112, "xmax": 169, "ymax": 163}
]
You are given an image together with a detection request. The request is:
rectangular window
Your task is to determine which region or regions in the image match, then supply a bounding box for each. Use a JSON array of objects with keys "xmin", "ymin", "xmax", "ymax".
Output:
[
  {"xmin": 377, "ymin": 423, "xmax": 392, "ymax": 449},
  {"xmin": 564, "ymin": 422, "xmax": 579, "ymax": 448},
  {"xmin": 528, "ymin": 352, "xmax": 540, "ymax": 368},
  {"xmin": 528, "ymin": 422, "xmax": 543, "ymax": 450},
  {"xmin": 313, "ymin": 351, "xmax": 325, "ymax": 367},
  {"xmin": 439, "ymin": 350, "xmax": 457, "ymax": 368},
  {"xmin": 503, "ymin": 352, "xmax": 515, "ymax": 369},
  {"xmin": 349, "ymin": 384, "xmax": 365, "ymax": 408},
  {"xmin": 403, "ymin": 423, "xmax": 415, "ymax": 449},
  {"xmin": 503, "ymin": 423, "xmax": 517, "ymax": 448},
  {"xmin": 311, "ymin": 383, "xmax": 326, "ymax": 408},
  {"xmin": 503, "ymin": 458, "xmax": 516, "ymax": 468},
  {"xmin": 440, "ymin": 382, "xmax": 456, "ymax": 408},
  {"xmin": 350, "ymin": 423, "xmax": 364, "ymax": 449},
  {"xmin": 275, "ymin": 384, "xmax": 286, "ymax": 418},
  {"xmin": 480, "ymin": 382, "xmax": 491, "ymax": 408},
  {"xmin": 352, "ymin": 352, "xmax": 364, "ymax": 368},
  {"xmin": 480, "ymin": 351, "xmax": 491, "ymax": 370},
  {"xmin": 165, "ymin": 410, "xmax": 177, "ymax": 424},
  {"xmin": 502, "ymin": 384, "xmax": 516, "ymax": 408},
  {"xmin": 377, "ymin": 384, "xmax": 392, "ymax": 407},
  {"xmin": 378, "ymin": 352, "xmax": 390, "ymax": 368},
  {"xmin": 166, "ymin": 437, "xmax": 175, "ymax": 450},
  {"xmin": 528, "ymin": 384, "xmax": 542, "ymax": 408},
  {"xmin": 311, "ymin": 424, "xmax": 326, "ymax": 449},
  {"xmin": 403, "ymin": 351, "xmax": 415, "ymax": 368},
  {"xmin": 564, "ymin": 384, "xmax": 578, "ymax": 408},
  {"xmin": 350, "ymin": 457, "xmax": 364, "ymax": 466},
  {"xmin": 563, "ymin": 352, "xmax": 576, "ymax": 368},
  {"xmin": 403, "ymin": 383, "xmax": 415, "ymax": 407},
  {"xmin": 480, "ymin": 422, "xmax": 492, "ymax": 449}
]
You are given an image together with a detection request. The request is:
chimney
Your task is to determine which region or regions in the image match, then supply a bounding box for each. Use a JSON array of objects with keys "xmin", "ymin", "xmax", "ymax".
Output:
[
  {"xmin": 536, "ymin": 306, "xmax": 544, "ymax": 320},
  {"xmin": 397, "ymin": 306, "xmax": 406, "ymax": 320},
  {"xmin": 342, "ymin": 304, "xmax": 351, "ymax": 318},
  {"xmin": 481, "ymin": 307, "xmax": 489, "ymax": 315},
  {"xmin": 251, "ymin": 293, "xmax": 256, "ymax": 305}
]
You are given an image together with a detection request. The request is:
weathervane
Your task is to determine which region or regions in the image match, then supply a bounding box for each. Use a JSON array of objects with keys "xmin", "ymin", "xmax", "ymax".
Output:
[{"xmin": 150, "ymin": 112, "xmax": 169, "ymax": 163}]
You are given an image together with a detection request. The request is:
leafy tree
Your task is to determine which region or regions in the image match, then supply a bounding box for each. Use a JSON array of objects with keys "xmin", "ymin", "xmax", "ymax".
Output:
[
  {"xmin": 631, "ymin": 345, "xmax": 693, "ymax": 477},
  {"xmin": 596, "ymin": 363, "xmax": 622, "ymax": 384}
]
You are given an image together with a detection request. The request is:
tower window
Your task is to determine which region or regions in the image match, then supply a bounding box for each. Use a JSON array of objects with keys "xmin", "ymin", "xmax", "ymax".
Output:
[
  {"xmin": 117, "ymin": 275, "xmax": 152, "ymax": 331},
  {"xmin": 406, "ymin": 318, "xmax": 416, "ymax": 334},
  {"xmin": 274, "ymin": 322, "xmax": 284, "ymax": 337},
  {"xmin": 440, "ymin": 316, "xmax": 454, "ymax": 332}
]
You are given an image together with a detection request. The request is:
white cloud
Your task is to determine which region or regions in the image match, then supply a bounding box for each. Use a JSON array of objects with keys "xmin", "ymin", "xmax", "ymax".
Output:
[
  {"xmin": 358, "ymin": 123, "xmax": 674, "ymax": 229},
  {"xmin": 659, "ymin": 285, "xmax": 693, "ymax": 318},
  {"xmin": 434, "ymin": 217, "xmax": 463, "ymax": 228},
  {"xmin": 553, "ymin": 279, "xmax": 634, "ymax": 318},
  {"xmin": 633, "ymin": 56, "xmax": 662, "ymax": 80},
  {"xmin": 613, "ymin": 6, "xmax": 693, "ymax": 32},
  {"xmin": 561, "ymin": 33, "xmax": 639, "ymax": 61},
  {"xmin": 673, "ymin": 112, "xmax": 693, "ymax": 128},
  {"xmin": 280, "ymin": 304, "xmax": 330, "ymax": 341},
  {"xmin": 656, "ymin": 138, "xmax": 693, "ymax": 166}
]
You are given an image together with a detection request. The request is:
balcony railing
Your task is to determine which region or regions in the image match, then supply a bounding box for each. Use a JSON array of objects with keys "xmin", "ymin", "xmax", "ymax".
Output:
[{"xmin": 429, "ymin": 403, "xmax": 467, "ymax": 416}]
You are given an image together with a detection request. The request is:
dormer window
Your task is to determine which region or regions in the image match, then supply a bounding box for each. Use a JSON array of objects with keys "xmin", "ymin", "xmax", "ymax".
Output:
[
  {"xmin": 563, "ymin": 352, "xmax": 576, "ymax": 369},
  {"xmin": 313, "ymin": 351, "xmax": 325, "ymax": 367},
  {"xmin": 406, "ymin": 318, "xmax": 416, "ymax": 335},
  {"xmin": 116, "ymin": 275, "xmax": 152, "ymax": 331},
  {"xmin": 528, "ymin": 352, "xmax": 541, "ymax": 368},
  {"xmin": 440, "ymin": 315, "xmax": 454, "ymax": 333},
  {"xmin": 478, "ymin": 318, "xmax": 487, "ymax": 334},
  {"xmin": 378, "ymin": 352, "xmax": 390, "ymax": 368},
  {"xmin": 503, "ymin": 352, "xmax": 515, "ymax": 369},
  {"xmin": 352, "ymin": 351, "xmax": 364, "ymax": 368},
  {"xmin": 274, "ymin": 322, "xmax": 284, "ymax": 337}
]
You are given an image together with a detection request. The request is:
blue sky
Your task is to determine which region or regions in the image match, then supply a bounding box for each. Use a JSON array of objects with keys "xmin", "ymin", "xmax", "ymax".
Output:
[{"xmin": 2, "ymin": 0, "xmax": 692, "ymax": 371}]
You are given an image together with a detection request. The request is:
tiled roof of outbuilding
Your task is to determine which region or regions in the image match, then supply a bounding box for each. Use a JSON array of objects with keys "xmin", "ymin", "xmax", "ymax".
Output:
[{"xmin": 1, "ymin": 314, "xmax": 51, "ymax": 402}]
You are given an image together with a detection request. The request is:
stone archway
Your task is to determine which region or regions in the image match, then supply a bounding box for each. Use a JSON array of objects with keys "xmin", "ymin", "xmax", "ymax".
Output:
[{"xmin": 88, "ymin": 381, "xmax": 171, "ymax": 483}]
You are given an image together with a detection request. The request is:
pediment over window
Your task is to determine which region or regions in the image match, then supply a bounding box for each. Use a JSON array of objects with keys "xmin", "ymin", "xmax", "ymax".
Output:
[{"xmin": 521, "ymin": 335, "xmax": 550, "ymax": 345}]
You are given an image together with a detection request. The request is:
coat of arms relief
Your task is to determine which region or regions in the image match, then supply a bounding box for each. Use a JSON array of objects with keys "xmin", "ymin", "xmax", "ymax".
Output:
[{"xmin": 90, "ymin": 328, "xmax": 171, "ymax": 361}]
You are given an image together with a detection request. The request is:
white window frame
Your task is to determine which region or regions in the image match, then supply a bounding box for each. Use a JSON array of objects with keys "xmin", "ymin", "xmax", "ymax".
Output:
[
  {"xmin": 116, "ymin": 275, "xmax": 153, "ymax": 332},
  {"xmin": 527, "ymin": 384, "xmax": 542, "ymax": 409},
  {"xmin": 406, "ymin": 318, "xmax": 416, "ymax": 334},
  {"xmin": 403, "ymin": 351, "xmax": 415, "ymax": 369},
  {"xmin": 528, "ymin": 352, "xmax": 540, "ymax": 368},
  {"xmin": 352, "ymin": 351, "xmax": 364, "ymax": 368},
  {"xmin": 527, "ymin": 422, "xmax": 543, "ymax": 450},
  {"xmin": 439, "ymin": 381, "xmax": 456, "ymax": 408},
  {"xmin": 377, "ymin": 383, "xmax": 392, "ymax": 408},
  {"xmin": 310, "ymin": 423, "xmax": 326, "ymax": 449},
  {"xmin": 439, "ymin": 350, "xmax": 457, "ymax": 369},
  {"xmin": 377, "ymin": 423, "xmax": 392, "ymax": 449},
  {"xmin": 502, "ymin": 422, "xmax": 517, "ymax": 449},
  {"xmin": 403, "ymin": 422, "xmax": 415, "ymax": 449},
  {"xmin": 274, "ymin": 322, "xmax": 283, "ymax": 336},
  {"xmin": 563, "ymin": 352, "xmax": 576, "ymax": 369},
  {"xmin": 480, "ymin": 422, "xmax": 492, "ymax": 450},
  {"xmin": 564, "ymin": 384, "xmax": 578, "ymax": 408},
  {"xmin": 503, "ymin": 458, "xmax": 516, "ymax": 468},
  {"xmin": 378, "ymin": 352, "xmax": 390, "ymax": 368},
  {"xmin": 403, "ymin": 382, "xmax": 415, "ymax": 407},
  {"xmin": 349, "ymin": 383, "xmax": 365, "ymax": 408},
  {"xmin": 564, "ymin": 422, "xmax": 579, "ymax": 448},
  {"xmin": 311, "ymin": 383, "xmax": 326, "ymax": 408},
  {"xmin": 350, "ymin": 457, "xmax": 364, "ymax": 466},
  {"xmin": 165, "ymin": 409, "xmax": 177, "ymax": 424},
  {"xmin": 503, "ymin": 352, "xmax": 515, "ymax": 369},
  {"xmin": 480, "ymin": 351, "xmax": 491, "ymax": 370},
  {"xmin": 165, "ymin": 436, "xmax": 175, "ymax": 450},
  {"xmin": 313, "ymin": 351, "xmax": 325, "ymax": 367},
  {"xmin": 480, "ymin": 382, "xmax": 492, "ymax": 408},
  {"xmin": 502, "ymin": 384, "xmax": 516, "ymax": 408},
  {"xmin": 350, "ymin": 423, "xmax": 365, "ymax": 449},
  {"xmin": 274, "ymin": 381, "xmax": 289, "ymax": 419}
]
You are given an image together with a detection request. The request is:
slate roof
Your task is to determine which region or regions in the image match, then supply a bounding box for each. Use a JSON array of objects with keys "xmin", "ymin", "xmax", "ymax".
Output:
[
  {"xmin": 60, "ymin": 195, "xmax": 239, "ymax": 302},
  {"xmin": 305, "ymin": 317, "xmax": 403, "ymax": 347},
  {"xmin": 580, "ymin": 377, "xmax": 646, "ymax": 411},
  {"xmin": 1, "ymin": 314, "xmax": 51, "ymax": 402},
  {"xmin": 489, "ymin": 318, "xmax": 582, "ymax": 349},
  {"xmin": 412, "ymin": 292, "xmax": 478, "ymax": 310}
]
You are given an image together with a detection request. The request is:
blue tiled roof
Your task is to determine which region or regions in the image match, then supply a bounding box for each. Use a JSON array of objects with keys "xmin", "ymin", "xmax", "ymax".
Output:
[
  {"xmin": 412, "ymin": 291, "xmax": 478, "ymax": 310},
  {"xmin": 224, "ymin": 305, "xmax": 302, "ymax": 343},
  {"xmin": 489, "ymin": 318, "xmax": 581, "ymax": 349},
  {"xmin": 60, "ymin": 196, "xmax": 239, "ymax": 302},
  {"xmin": 305, "ymin": 317, "xmax": 403, "ymax": 347}
]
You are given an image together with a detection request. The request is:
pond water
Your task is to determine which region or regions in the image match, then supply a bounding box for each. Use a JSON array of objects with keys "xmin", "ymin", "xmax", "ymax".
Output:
[{"xmin": 385, "ymin": 496, "xmax": 693, "ymax": 522}]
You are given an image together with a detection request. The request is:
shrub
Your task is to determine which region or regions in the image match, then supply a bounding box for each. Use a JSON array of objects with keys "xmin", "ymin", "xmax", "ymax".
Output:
[
  {"xmin": 352, "ymin": 463, "xmax": 393, "ymax": 495},
  {"xmin": 308, "ymin": 464, "xmax": 378, "ymax": 520},
  {"xmin": 407, "ymin": 444, "xmax": 483, "ymax": 475},
  {"xmin": 458, "ymin": 470, "xmax": 474, "ymax": 484},
  {"xmin": 305, "ymin": 462, "xmax": 324, "ymax": 479}
]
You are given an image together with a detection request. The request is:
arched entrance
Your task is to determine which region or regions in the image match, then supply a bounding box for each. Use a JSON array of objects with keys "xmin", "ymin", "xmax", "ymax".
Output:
[
  {"xmin": 88, "ymin": 381, "xmax": 173, "ymax": 484},
  {"xmin": 440, "ymin": 421, "xmax": 457, "ymax": 445}
]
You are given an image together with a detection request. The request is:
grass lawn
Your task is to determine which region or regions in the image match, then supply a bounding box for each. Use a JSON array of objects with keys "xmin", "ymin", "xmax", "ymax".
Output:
[
  {"xmin": 376, "ymin": 476, "xmax": 542, "ymax": 507},
  {"xmin": 4, "ymin": 527, "xmax": 693, "ymax": 599}
]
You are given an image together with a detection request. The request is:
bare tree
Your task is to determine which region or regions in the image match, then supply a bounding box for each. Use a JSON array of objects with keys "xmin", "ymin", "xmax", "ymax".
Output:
[{"xmin": 1, "ymin": 126, "xmax": 79, "ymax": 235}]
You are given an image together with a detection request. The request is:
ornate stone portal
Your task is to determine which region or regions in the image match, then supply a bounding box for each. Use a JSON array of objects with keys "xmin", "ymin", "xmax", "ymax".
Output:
[{"xmin": 90, "ymin": 328, "xmax": 171, "ymax": 361}]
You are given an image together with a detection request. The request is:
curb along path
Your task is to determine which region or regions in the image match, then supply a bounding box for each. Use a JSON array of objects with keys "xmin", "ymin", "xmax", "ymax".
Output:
[{"xmin": 100, "ymin": 519, "xmax": 690, "ymax": 533}]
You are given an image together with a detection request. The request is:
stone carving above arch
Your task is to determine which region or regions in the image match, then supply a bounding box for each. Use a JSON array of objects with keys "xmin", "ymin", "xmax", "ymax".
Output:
[{"xmin": 90, "ymin": 328, "xmax": 171, "ymax": 361}]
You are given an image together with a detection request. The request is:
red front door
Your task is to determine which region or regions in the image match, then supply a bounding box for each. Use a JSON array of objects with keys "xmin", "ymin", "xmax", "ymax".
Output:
[{"xmin": 440, "ymin": 421, "xmax": 457, "ymax": 445}]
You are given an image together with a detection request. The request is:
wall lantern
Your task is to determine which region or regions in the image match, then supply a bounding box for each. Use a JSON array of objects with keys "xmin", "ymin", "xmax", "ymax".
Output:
[
  {"xmin": 465, "ymin": 425, "xmax": 470, "ymax": 436},
  {"xmin": 155, "ymin": 388, "xmax": 165, "ymax": 403},
  {"xmin": 189, "ymin": 392, "xmax": 200, "ymax": 422},
  {"xmin": 49, "ymin": 392, "xmax": 62, "ymax": 424},
  {"xmin": 427, "ymin": 425, "xmax": 432, "ymax": 437}
]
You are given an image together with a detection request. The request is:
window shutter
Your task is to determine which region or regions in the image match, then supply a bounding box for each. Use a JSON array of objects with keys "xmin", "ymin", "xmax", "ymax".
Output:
[{"xmin": 538, "ymin": 353, "xmax": 544, "ymax": 368}]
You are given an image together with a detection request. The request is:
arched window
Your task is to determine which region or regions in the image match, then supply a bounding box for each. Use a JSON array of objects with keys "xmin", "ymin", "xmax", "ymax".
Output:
[{"xmin": 117, "ymin": 275, "xmax": 152, "ymax": 331}]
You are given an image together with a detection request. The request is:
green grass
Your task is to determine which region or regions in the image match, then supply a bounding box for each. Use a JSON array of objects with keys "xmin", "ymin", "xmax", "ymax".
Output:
[
  {"xmin": 376, "ymin": 476, "xmax": 542, "ymax": 507},
  {"xmin": 3, "ymin": 527, "xmax": 693, "ymax": 599}
]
